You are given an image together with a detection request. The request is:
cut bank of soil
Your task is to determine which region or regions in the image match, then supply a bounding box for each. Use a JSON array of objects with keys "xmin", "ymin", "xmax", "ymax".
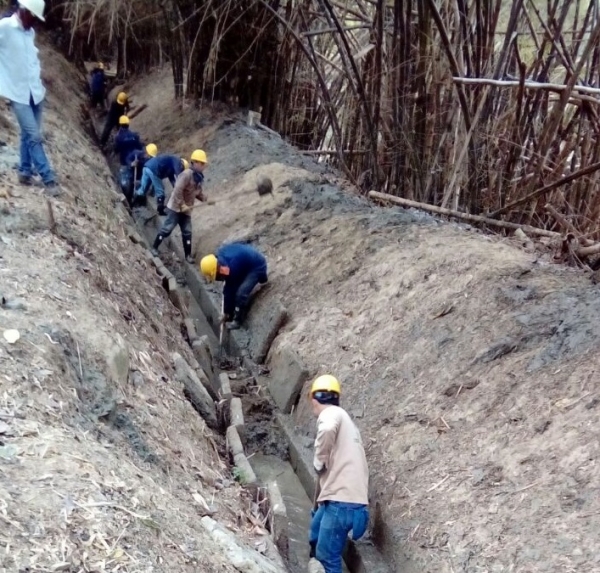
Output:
[
  {"xmin": 0, "ymin": 45, "xmax": 285, "ymax": 573},
  {"xmin": 129, "ymin": 66, "xmax": 600, "ymax": 573}
]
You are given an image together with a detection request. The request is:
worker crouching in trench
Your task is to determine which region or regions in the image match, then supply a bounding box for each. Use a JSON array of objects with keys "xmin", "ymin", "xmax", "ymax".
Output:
[{"xmin": 200, "ymin": 243, "xmax": 268, "ymax": 330}]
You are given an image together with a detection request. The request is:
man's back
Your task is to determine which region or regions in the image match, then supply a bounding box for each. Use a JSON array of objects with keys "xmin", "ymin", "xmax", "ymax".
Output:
[
  {"xmin": 314, "ymin": 405, "xmax": 369, "ymax": 505},
  {"xmin": 217, "ymin": 243, "xmax": 267, "ymax": 281}
]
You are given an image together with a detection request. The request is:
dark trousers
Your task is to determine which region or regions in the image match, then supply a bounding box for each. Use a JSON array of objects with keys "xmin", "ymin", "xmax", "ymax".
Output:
[
  {"xmin": 100, "ymin": 116, "xmax": 117, "ymax": 146},
  {"xmin": 153, "ymin": 209, "xmax": 192, "ymax": 256},
  {"xmin": 235, "ymin": 267, "xmax": 268, "ymax": 315}
]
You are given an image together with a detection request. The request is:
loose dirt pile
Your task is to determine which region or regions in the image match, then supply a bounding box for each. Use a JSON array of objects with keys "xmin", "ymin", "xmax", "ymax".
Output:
[
  {"xmin": 0, "ymin": 47, "xmax": 285, "ymax": 572},
  {"xmin": 129, "ymin": 66, "xmax": 600, "ymax": 573}
]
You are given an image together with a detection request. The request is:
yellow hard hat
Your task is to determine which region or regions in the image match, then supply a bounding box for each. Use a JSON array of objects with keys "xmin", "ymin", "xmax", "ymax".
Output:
[
  {"xmin": 118, "ymin": 115, "xmax": 130, "ymax": 126},
  {"xmin": 200, "ymin": 254, "xmax": 218, "ymax": 281},
  {"xmin": 117, "ymin": 92, "xmax": 128, "ymax": 105},
  {"xmin": 311, "ymin": 375, "xmax": 341, "ymax": 396},
  {"xmin": 146, "ymin": 143, "xmax": 158, "ymax": 157},
  {"xmin": 191, "ymin": 149, "xmax": 207, "ymax": 164},
  {"xmin": 181, "ymin": 158, "xmax": 189, "ymax": 170}
]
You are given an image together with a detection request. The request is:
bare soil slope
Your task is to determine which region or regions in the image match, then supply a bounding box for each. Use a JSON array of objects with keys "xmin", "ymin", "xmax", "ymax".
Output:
[
  {"xmin": 0, "ymin": 49, "xmax": 281, "ymax": 572},
  {"xmin": 131, "ymin": 68, "xmax": 600, "ymax": 573}
]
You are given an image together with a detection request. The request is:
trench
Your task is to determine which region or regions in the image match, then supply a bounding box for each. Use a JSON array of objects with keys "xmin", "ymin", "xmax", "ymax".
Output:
[{"xmin": 90, "ymin": 109, "xmax": 391, "ymax": 573}]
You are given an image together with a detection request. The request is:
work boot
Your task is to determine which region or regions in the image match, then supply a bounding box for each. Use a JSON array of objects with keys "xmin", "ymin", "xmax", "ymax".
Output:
[
  {"xmin": 185, "ymin": 255, "xmax": 195, "ymax": 264},
  {"xmin": 43, "ymin": 181, "xmax": 61, "ymax": 197},
  {"xmin": 227, "ymin": 307, "xmax": 244, "ymax": 330},
  {"xmin": 18, "ymin": 174, "xmax": 32, "ymax": 186},
  {"xmin": 150, "ymin": 247, "xmax": 159, "ymax": 257},
  {"xmin": 156, "ymin": 198, "xmax": 166, "ymax": 216}
]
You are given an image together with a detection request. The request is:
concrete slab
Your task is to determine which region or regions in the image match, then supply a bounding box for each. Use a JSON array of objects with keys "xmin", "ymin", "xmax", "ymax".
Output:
[
  {"xmin": 192, "ymin": 336, "xmax": 215, "ymax": 382},
  {"xmin": 219, "ymin": 372, "xmax": 233, "ymax": 400},
  {"xmin": 233, "ymin": 452, "xmax": 258, "ymax": 487},
  {"xmin": 226, "ymin": 425, "xmax": 244, "ymax": 457},
  {"xmin": 184, "ymin": 318, "xmax": 198, "ymax": 343},
  {"xmin": 266, "ymin": 342, "xmax": 309, "ymax": 413},
  {"xmin": 246, "ymin": 296, "xmax": 288, "ymax": 363},
  {"xmin": 230, "ymin": 397, "xmax": 245, "ymax": 440},
  {"xmin": 267, "ymin": 481, "xmax": 289, "ymax": 559}
]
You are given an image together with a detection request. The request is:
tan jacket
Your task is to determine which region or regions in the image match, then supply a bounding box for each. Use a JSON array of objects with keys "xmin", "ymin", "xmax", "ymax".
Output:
[
  {"xmin": 313, "ymin": 405, "xmax": 369, "ymax": 505},
  {"xmin": 167, "ymin": 169, "xmax": 205, "ymax": 213}
]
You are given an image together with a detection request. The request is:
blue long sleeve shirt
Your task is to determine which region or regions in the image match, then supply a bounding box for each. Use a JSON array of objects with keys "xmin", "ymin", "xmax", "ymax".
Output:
[
  {"xmin": 216, "ymin": 243, "xmax": 268, "ymax": 315},
  {"xmin": 113, "ymin": 128, "xmax": 143, "ymax": 166},
  {"xmin": 126, "ymin": 149, "xmax": 149, "ymax": 174},
  {"xmin": 144, "ymin": 154, "xmax": 184, "ymax": 186}
]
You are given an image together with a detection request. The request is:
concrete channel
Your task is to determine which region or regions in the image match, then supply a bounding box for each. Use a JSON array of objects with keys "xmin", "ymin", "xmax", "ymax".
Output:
[
  {"xmin": 129, "ymin": 197, "xmax": 391, "ymax": 573},
  {"xmin": 94, "ymin": 113, "xmax": 391, "ymax": 571}
]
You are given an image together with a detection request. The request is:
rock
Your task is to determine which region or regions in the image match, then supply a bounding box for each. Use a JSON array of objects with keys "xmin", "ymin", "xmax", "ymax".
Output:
[
  {"xmin": 1, "ymin": 297, "xmax": 26, "ymax": 310},
  {"xmin": 106, "ymin": 338, "xmax": 129, "ymax": 386},
  {"xmin": 257, "ymin": 175, "xmax": 273, "ymax": 196},
  {"xmin": 172, "ymin": 352, "xmax": 218, "ymax": 429},
  {"xmin": 3, "ymin": 329, "xmax": 20, "ymax": 344},
  {"xmin": 232, "ymin": 452, "xmax": 257, "ymax": 487},
  {"xmin": 200, "ymin": 516, "xmax": 286, "ymax": 573},
  {"xmin": 266, "ymin": 342, "xmax": 309, "ymax": 413},
  {"xmin": 129, "ymin": 370, "xmax": 144, "ymax": 388},
  {"xmin": 308, "ymin": 558, "xmax": 326, "ymax": 573},
  {"xmin": 184, "ymin": 318, "xmax": 198, "ymax": 343}
]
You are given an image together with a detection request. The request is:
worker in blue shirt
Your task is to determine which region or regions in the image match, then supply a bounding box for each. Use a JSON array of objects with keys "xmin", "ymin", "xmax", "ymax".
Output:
[
  {"xmin": 100, "ymin": 91, "xmax": 129, "ymax": 146},
  {"xmin": 200, "ymin": 243, "xmax": 268, "ymax": 330},
  {"xmin": 113, "ymin": 116, "xmax": 142, "ymax": 165},
  {"xmin": 134, "ymin": 153, "xmax": 187, "ymax": 215},
  {"xmin": 89, "ymin": 62, "xmax": 106, "ymax": 110},
  {"xmin": 120, "ymin": 143, "xmax": 158, "ymax": 204}
]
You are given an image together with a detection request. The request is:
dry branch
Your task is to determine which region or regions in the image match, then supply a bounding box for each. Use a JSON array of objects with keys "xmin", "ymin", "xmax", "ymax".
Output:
[
  {"xmin": 368, "ymin": 191, "xmax": 561, "ymax": 239},
  {"xmin": 453, "ymin": 77, "xmax": 600, "ymax": 99}
]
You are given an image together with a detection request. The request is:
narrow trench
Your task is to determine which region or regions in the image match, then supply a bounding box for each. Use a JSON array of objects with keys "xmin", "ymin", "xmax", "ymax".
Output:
[{"xmin": 89, "ymin": 111, "xmax": 318, "ymax": 572}]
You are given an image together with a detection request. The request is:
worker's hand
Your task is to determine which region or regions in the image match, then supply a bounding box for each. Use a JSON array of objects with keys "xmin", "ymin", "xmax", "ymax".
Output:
[
  {"xmin": 314, "ymin": 462, "xmax": 326, "ymax": 475},
  {"xmin": 180, "ymin": 203, "xmax": 193, "ymax": 213}
]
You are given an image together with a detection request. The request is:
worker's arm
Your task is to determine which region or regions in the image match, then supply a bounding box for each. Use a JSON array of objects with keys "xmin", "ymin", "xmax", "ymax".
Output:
[
  {"xmin": 313, "ymin": 412, "xmax": 339, "ymax": 474},
  {"xmin": 195, "ymin": 184, "xmax": 206, "ymax": 202}
]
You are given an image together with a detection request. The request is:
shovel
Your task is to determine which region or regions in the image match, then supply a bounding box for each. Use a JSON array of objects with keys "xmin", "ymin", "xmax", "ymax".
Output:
[{"xmin": 218, "ymin": 293, "xmax": 226, "ymax": 361}]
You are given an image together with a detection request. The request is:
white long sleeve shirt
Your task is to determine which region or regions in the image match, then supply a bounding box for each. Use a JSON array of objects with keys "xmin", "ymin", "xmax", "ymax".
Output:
[{"xmin": 0, "ymin": 14, "xmax": 45, "ymax": 105}]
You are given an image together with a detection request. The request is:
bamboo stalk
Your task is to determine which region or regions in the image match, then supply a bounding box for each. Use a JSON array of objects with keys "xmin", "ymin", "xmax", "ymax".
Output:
[{"xmin": 368, "ymin": 191, "xmax": 562, "ymax": 238}]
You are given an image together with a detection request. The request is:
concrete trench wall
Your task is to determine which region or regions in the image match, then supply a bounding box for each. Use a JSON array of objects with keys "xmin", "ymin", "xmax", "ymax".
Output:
[{"xmin": 131, "ymin": 199, "xmax": 391, "ymax": 573}]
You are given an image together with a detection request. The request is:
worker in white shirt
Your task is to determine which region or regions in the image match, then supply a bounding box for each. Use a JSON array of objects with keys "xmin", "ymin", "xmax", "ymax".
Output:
[
  {"xmin": 308, "ymin": 375, "xmax": 370, "ymax": 573},
  {"xmin": 0, "ymin": 0, "xmax": 59, "ymax": 195}
]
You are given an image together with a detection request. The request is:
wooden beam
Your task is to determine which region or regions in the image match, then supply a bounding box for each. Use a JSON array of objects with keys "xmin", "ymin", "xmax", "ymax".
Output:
[{"xmin": 368, "ymin": 191, "xmax": 562, "ymax": 239}]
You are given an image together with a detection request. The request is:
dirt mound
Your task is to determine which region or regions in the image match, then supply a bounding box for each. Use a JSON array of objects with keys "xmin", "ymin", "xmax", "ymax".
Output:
[
  {"xmin": 130, "ymin": 66, "xmax": 600, "ymax": 572},
  {"xmin": 0, "ymin": 47, "xmax": 285, "ymax": 572}
]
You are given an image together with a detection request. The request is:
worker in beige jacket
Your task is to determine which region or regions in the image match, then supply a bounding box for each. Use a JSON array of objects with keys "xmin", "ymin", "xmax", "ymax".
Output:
[
  {"xmin": 150, "ymin": 149, "xmax": 207, "ymax": 263},
  {"xmin": 308, "ymin": 375, "xmax": 369, "ymax": 573}
]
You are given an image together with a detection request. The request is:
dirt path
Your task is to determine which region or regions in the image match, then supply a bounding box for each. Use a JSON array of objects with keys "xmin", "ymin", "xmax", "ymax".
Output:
[{"xmin": 124, "ymin": 66, "xmax": 600, "ymax": 573}]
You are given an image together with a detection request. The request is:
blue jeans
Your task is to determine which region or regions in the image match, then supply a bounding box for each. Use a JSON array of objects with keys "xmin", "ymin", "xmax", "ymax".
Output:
[
  {"xmin": 236, "ymin": 267, "xmax": 268, "ymax": 311},
  {"xmin": 136, "ymin": 167, "xmax": 165, "ymax": 200},
  {"xmin": 11, "ymin": 97, "xmax": 55, "ymax": 184},
  {"xmin": 309, "ymin": 502, "xmax": 369, "ymax": 573}
]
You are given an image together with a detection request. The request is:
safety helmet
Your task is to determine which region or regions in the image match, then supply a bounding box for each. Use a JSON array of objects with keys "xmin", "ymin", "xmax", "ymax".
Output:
[
  {"xmin": 310, "ymin": 375, "xmax": 341, "ymax": 397},
  {"xmin": 117, "ymin": 92, "xmax": 128, "ymax": 105},
  {"xmin": 19, "ymin": 0, "xmax": 45, "ymax": 21},
  {"xmin": 191, "ymin": 149, "xmax": 208, "ymax": 164},
  {"xmin": 118, "ymin": 115, "xmax": 130, "ymax": 126},
  {"xmin": 145, "ymin": 143, "xmax": 158, "ymax": 157},
  {"xmin": 200, "ymin": 254, "xmax": 218, "ymax": 282},
  {"xmin": 181, "ymin": 158, "xmax": 189, "ymax": 170}
]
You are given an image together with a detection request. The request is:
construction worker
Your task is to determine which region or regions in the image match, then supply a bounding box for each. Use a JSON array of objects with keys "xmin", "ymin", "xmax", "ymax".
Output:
[
  {"xmin": 122, "ymin": 143, "xmax": 157, "ymax": 205},
  {"xmin": 113, "ymin": 116, "xmax": 142, "ymax": 165},
  {"xmin": 150, "ymin": 149, "xmax": 207, "ymax": 263},
  {"xmin": 0, "ymin": 0, "xmax": 59, "ymax": 194},
  {"xmin": 100, "ymin": 91, "xmax": 129, "ymax": 147},
  {"xmin": 308, "ymin": 375, "xmax": 369, "ymax": 573},
  {"xmin": 134, "ymin": 153, "xmax": 187, "ymax": 215},
  {"xmin": 200, "ymin": 243, "xmax": 268, "ymax": 330},
  {"xmin": 89, "ymin": 62, "xmax": 107, "ymax": 110}
]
